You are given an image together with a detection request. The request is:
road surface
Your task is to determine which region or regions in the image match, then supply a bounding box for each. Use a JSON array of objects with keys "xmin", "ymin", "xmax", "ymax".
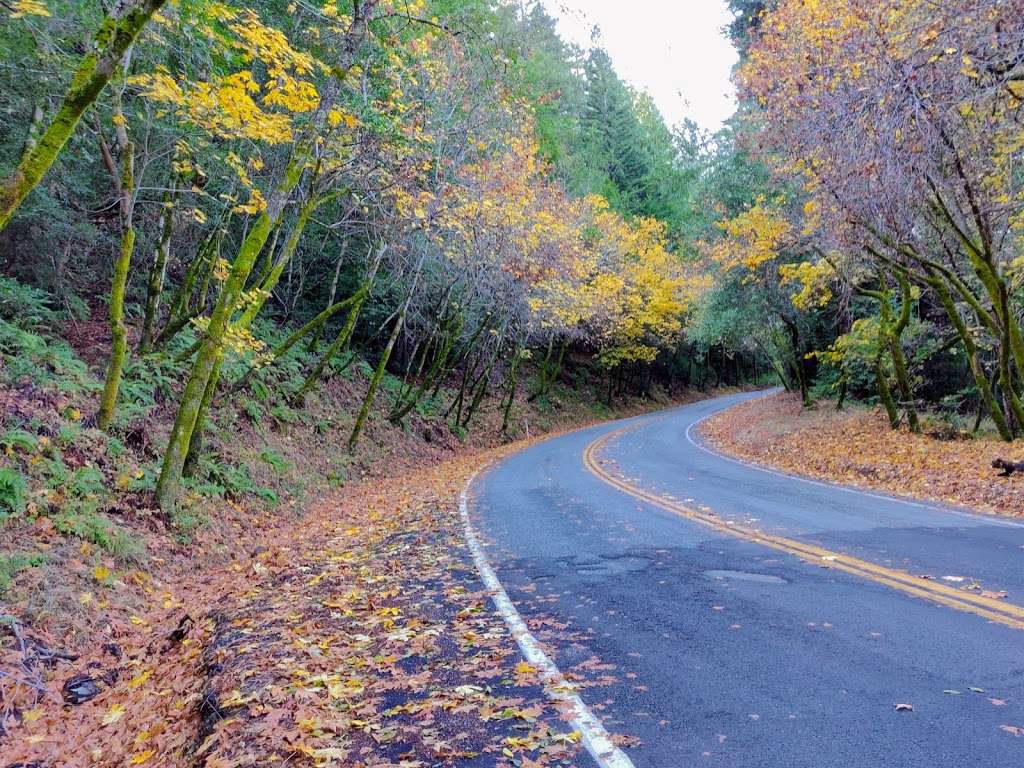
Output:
[{"xmin": 469, "ymin": 390, "xmax": 1024, "ymax": 767}]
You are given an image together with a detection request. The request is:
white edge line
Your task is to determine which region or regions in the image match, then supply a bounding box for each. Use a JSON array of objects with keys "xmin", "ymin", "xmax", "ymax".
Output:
[
  {"xmin": 681, "ymin": 400, "xmax": 1024, "ymax": 531},
  {"xmin": 459, "ymin": 469, "xmax": 637, "ymax": 768}
]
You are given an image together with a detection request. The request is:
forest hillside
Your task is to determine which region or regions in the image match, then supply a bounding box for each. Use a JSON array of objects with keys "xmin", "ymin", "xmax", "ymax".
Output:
[{"xmin": 2, "ymin": 0, "xmax": 1024, "ymax": 765}]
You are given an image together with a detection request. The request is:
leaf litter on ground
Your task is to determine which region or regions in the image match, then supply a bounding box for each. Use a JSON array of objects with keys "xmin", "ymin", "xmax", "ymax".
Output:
[{"xmin": 2, "ymin": 442, "xmax": 634, "ymax": 767}]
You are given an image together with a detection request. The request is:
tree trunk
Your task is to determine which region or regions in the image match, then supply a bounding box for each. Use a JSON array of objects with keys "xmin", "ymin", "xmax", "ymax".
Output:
[
  {"xmin": 156, "ymin": 154, "xmax": 305, "ymax": 512},
  {"xmin": 97, "ymin": 218, "xmax": 134, "ymax": 430},
  {"xmin": 501, "ymin": 350, "xmax": 521, "ymax": 436},
  {"xmin": 463, "ymin": 336, "xmax": 503, "ymax": 428},
  {"xmin": 224, "ymin": 292, "xmax": 362, "ymax": 399},
  {"xmin": 293, "ymin": 245, "xmax": 385, "ymax": 402},
  {"xmin": 874, "ymin": 341, "xmax": 900, "ymax": 429},
  {"xmin": 528, "ymin": 335, "xmax": 556, "ymax": 402},
  {"xmin": 97, "ymin": 91, "xmax": 135, "ymax": 432},
  {"xmin": 156, "ymin": 225, "xmax": 221, "ymax": 348},
  {"xmin": 887, "ymin": 271, "xmax": 920, "ymax": 433},
  {"xmin": 929, "ymin": 270, "xmax": 1012, "ymax": 441},
  {"xmin": 0, "ymin": 0, "xmax": 168, "ymax": 233},
  {"xmin": 182, "ymin": 354, "xmax": 222, "ymax": 478},
  {"xmin": 349, "ymin": 305, "xmax": 407, "ymax": 450},
  {"xmin": 835, "ymin": 374, "xmax": 847, "ymax": 411},
  {"xmin": 308, "ymin": 241, "xmax": 347, "ymax": 354},
  {"xmin": 390, "ymin": 312, "xmax": 462, "ymax": 423},
  {"xmin": 139, "ymin": 181, "xmax": 175, "ymax": 352}
]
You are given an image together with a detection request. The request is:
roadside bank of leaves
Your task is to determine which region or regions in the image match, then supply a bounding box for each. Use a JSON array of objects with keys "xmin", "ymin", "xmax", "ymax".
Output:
[
  {"xmin": 3, "ymin": 445, "xmax": 625, "ymax": 767},
  {"xmin": 702, "ymin": 393, "xmax": 1024, "ymax": 517}
]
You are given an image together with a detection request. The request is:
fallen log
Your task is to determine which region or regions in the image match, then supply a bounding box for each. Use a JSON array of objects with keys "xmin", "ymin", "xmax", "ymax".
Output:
[{"xmin": 992, "ymin": 458, "xmax": 1024, "ymax": 477}]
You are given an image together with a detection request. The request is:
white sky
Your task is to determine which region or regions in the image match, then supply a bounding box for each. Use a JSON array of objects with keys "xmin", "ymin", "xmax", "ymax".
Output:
[{"xmin": 540, "ymin": 0, "xmax": 739, "ymax": 133}]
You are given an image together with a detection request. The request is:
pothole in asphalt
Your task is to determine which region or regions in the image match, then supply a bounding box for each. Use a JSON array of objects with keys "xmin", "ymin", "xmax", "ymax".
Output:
[
  {"xmin": 571, "ymin": 555, "xmax": 651, "ymax": 577},
  {"xmin": 704, "ymin": 569, "xmax": 787, "ymax": 584}
]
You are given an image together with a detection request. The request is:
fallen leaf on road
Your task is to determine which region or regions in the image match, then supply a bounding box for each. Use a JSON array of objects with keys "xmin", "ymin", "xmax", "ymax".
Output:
[
  {"xmin": 969, "ymin": 687, "xmax": 986, "ymax": 693},
  {"xmin": 999, "ymin": 725, "xmax": 1023, "ymax": 737},
  {"xmin": 990, "ymin": 698, "xmax": 1008, "ymax": 706},
  {"xmin": 942, "ymin": 690, "xmax": 961, "ymax": 695},
  {"xmin": 981, "ymin": 591, "xmax": 1008, "ymax": 600},
  {"xmin": 894, "ymin": 703, "xmax": 914, "ymax": 712}
]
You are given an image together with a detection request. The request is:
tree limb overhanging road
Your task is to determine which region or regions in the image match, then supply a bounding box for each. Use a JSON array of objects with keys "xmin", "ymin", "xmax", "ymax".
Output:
[{"xmin": 469, "ymin": 391, "xmax": 1024, "ymax": 768}]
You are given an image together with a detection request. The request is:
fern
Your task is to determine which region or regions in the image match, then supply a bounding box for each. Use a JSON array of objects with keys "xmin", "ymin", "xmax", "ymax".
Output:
[{"xmin": 0, "ymin": 468, "xmax": 27, "ymax": 521}]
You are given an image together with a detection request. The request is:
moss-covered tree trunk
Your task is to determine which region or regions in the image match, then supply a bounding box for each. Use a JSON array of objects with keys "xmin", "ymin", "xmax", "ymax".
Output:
[
  {"xmin": 293, "ymin": 244, "xmax": 385, "ymax": 402},
  {"xmin": 389, "ymin": 311, "xmax": 462, "ymax": 424},
  {"xmin": 97, "ymin": 210, "xmax": 135, "ymax": 430},
  {"xmin": 307, "ymin": 239, "xmax": 347, "ymax": 354},
  {"xmin": 0, "ymin": 0, "xmax": 168, "ymax": 234},
  {"xmin": 528, "ymin": 334, "xmax": 560, "ymax": 402},
  {"xmin": 462, "ymin": 341, "xmax": 501, "ymax": 428},
  {"xmin": 348, "ymin": 253, "xmax": 423, "ymax": 450},
  {"xmin": 181, "ymin": 194, "xmax": 320, "ymax": 471},
  {"xmin": 349, "ymin": 306, "xmax": 405, "ymax": 451},
  {"xmin": 929, "ymin": 269, "xmax": 1012, "ymax": 440},
  {"xmin": 874, "ymin": 343, "xmax": 900, "ymax": 429},
  {"xmin": 224, "ymin": 291, "xmax": 363, "ymax": 399},
  {"xmin": 97, "ymin": 91, "xmax": 136, "ymax": 432},
  {"xmin": 156, "ymin": 225, "xmax": 223, "ymax": 349},
  {"xmin": 501, "ymin": 349, "xmax": 521, "ymax": 435},
  {"xmin": 181, "ymin": 354, "xmax": 222, "ymax": 478},
  {"xmin": 156, "ymin": 157, "xmax": 304, "ymax": 512},
  {"xmin": 886, "ymin": 271, "xmax": 920, "ymax": 434},
  {"xmin": 139, "ymin": 182, "xmax": 175, "ymax": 352}
]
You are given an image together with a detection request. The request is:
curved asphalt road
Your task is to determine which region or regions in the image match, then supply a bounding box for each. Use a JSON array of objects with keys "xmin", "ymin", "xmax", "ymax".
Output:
[{"xmin": 470, "ymin": 390, "xmax": 1024, "ymax": 767}]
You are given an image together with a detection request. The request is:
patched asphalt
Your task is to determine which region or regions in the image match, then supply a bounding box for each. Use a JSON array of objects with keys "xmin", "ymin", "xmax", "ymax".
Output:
[{"xmin": 471, "ymin": 391, "xmax": 1024, "ymax": 767}]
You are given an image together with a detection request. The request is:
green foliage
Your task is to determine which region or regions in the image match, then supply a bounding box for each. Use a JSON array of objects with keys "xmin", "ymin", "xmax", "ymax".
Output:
[
  {"xmin": 69, "ymin": 465, "xmax": 106, "ymax": 498},
  {"xmin": 117, "ymin": 356, "xmax": 182, "ymax": 425},
  {"xmin": 0, "ymin": 551, "xmax": 46, "ymax": 593},
  {"xmin": 190, "ymin": 456, "xmax": 257, "ymax": 500},
  {"xmin": 0, "ymin": 276, "xmax": 60, "ymax": 330},
  {"xmin": 0, "ymin": 318, "xmax": 96, "ymax": 395},
  {"xmin": 0, "ymin": 467, "xmax": 28, "ymax": 521},
  {"xmin": 1, "ymin": 429, "xmax": 37, "ymax": 454},
  {"xmin": 259, "ymin": 448, "xmax": 289, "ymax": 473},
  {"xmin": 53, "ymin": 507, "xmax": 141, "ymax": 561}
]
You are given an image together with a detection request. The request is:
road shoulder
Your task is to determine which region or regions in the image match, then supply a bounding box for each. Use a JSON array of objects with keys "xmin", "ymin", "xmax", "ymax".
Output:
[{"xmin": 700, "ymin": 392, "xmax": 1024, "ymax": 518}]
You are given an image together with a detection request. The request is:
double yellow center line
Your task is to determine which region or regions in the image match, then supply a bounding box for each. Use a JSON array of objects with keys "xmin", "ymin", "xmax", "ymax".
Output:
[{"xmin": 583, "ymin": 425, "xmax": 1024, "ymax": 631}]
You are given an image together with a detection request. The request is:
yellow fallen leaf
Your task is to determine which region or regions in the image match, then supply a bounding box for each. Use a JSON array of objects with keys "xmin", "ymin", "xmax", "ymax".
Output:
[
  {"xmin": 128, "ymin": 669, "xmax": 152, "ymax": 690},
  {"xmin": 93, "ymin": 565, "xmax": 110, "ymax": 581},
  {"xmin": 130, "ymin": 750, "xmax": 155, "ymax": 764},
  {"xmin": 102, "ymin": 703, "xmax": 126, "ymax": 725},
  {"xmin": 22, "ymin": 708, "xmax": 43, "ymax": 722}
]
